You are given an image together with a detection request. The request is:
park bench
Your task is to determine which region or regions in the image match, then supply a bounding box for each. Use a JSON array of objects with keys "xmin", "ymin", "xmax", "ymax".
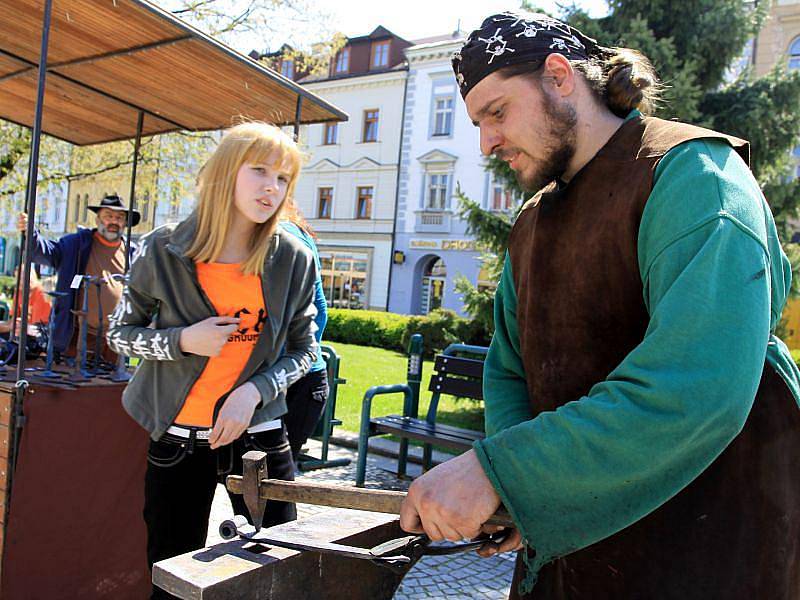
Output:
[
  {"xmin": 355, "ymin": 336, "xmax": 488, "ymax": 487},
  {"xmin": 296, "ymin": 344, "xmax": 351, "ymax": 471}
]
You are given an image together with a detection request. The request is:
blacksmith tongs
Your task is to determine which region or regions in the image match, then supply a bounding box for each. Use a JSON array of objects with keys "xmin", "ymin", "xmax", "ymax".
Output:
[{"xmin": 221, "ymin": 451, "xmax": 514, "ymax": 573}]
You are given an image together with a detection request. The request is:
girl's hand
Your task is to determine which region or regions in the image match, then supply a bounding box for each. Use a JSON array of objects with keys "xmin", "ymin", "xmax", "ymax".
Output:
[
  {"xmin": 209, "ymin": 382, "xmax": 261, "ymax": 449},
  {"xmin": 179, "ymin": 316, "xmax": 240, "ymax": 356}
]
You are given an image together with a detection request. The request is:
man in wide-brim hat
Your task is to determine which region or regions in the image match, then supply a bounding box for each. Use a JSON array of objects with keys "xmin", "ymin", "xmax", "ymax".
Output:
[{"xmin": 18, "ymin": 193, "xmax": 140, "ymax": 361}]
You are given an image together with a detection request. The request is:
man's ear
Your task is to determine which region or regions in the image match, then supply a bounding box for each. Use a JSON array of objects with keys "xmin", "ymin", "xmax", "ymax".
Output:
[{"xmin": 541, "ymin": 53, "xmax": 575, "ymax": 98}]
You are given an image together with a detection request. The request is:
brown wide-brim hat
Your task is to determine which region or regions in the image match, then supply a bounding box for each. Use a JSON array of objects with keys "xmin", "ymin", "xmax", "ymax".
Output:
[{"xmin": 88, "ymin": 193, "xmax": 141, "ymax": 227}]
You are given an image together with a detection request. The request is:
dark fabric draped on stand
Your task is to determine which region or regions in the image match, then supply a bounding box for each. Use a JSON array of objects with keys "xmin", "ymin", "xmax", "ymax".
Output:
[{"xmin": 2, "ymin": 381, "xmax": 150, "ymax": 599}]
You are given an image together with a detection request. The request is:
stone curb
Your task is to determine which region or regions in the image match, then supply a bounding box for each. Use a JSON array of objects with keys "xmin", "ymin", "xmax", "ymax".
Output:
[{"xmin": 329, "ymin": 429, "xmax": 454, "ymax": 467}]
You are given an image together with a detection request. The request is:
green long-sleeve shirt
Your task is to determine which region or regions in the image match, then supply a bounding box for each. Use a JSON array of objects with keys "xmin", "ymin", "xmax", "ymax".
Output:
[{"xmin": 475, "ymin": 137, "xmax": 800, "ymax": 585}]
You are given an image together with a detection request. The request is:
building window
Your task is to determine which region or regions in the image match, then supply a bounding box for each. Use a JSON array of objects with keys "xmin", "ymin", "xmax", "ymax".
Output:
[
  {"xmin": 334, "ymin": 47, "xmax": 350, "ymax": 74},
  {"xmin": 73, "ymin": 194, "xmax": 81, "ymax": 223},
  {"xmin": 319, "ymin": 251, "xmax": 368, "ymax": 309},
  {"xmin": 491, "ymin": 184, "xmax": 515, "ymax": 211},
  {"xmin": 323, "ymin": 122, "xmax": 338, "ymax": 145},
  {"xmin": 432, "ymin": 96, "xmax": 454, "ymax": 136},
  {"xmin": 318, "ymin": 187, "xmax": 333, "ymax": 218},
  {"xmin": 362, "ymin": 109, "xmax": 379, "ymax": 142},
  {"xmin": 280, "ymin": 58, "xmax": 294, "ymax": 79},
  {"xmin": 81, "ymin": 193, "xmax": 89, "ymax": 222},
  {"xmin": 37, "ymin": 198, "xmax": 48, "ymax": 228},
  {"xmin": 370, "ymin": 41, "xmax": 390, "ymax": 69},
  {"xmin": 426, "ymin": 173, "xmax": 449, "ymax": 209},
  {"xmin": 789, "ymin": 37, "xmax": 800, "ymax": 71},
  {"xmin": 356, "ymin": 186, "xmax": 373, "ymax": 219}
]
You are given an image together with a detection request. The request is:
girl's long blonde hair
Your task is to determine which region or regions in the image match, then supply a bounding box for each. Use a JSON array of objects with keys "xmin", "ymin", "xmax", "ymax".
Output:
[{"xmin": 186, "ymin": 121, "xmax": 305, "ymax": 275}]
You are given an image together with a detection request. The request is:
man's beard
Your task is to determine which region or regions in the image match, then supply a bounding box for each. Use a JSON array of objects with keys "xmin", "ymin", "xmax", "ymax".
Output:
[
  {"xmin": 515, "ymin": 90, "xmax": 578, "ymax": 193},
  {"xmin": 98, "ymin": 222, "xmax": 122, "ymax": 242}
]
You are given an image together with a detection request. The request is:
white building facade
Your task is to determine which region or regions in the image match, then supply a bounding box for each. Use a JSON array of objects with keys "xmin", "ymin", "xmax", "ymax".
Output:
[
  {"xmin": 296, "ymin": 64, "xmax": 408, "ymax": 311},
  {"xmin": 388, "ymin": 35, "xmax": 515, "ymax": 316}
]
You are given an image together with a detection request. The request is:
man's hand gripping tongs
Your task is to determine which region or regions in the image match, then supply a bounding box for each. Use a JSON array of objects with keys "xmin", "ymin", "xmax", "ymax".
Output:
[{"xmin": 221, "ymin": 451, "xmax": 515, "ymax": 573}]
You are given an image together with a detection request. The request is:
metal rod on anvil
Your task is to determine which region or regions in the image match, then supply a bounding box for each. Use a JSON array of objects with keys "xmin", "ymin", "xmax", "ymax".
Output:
[{"xmin": 225, "ymin": 476, "xmax": 515, "ymax": 529}]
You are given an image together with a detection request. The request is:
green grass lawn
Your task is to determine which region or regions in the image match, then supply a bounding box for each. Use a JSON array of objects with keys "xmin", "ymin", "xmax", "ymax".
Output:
[{"xmin": 325, "ymin": 341, "xmax": 485, "ymax": 435}]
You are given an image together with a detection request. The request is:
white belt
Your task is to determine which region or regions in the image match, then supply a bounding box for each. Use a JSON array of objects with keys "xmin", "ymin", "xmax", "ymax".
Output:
[
  {"xmin": 166, "ymin": 425, "xmax": 212, "ymax": 440},
  {"xmin": 246, "ymin": 419, "xmax": 282, "ymax": 434},
  {"xmin": 167, "ymin": 419, "xmax": 281, "ymax": 440}
]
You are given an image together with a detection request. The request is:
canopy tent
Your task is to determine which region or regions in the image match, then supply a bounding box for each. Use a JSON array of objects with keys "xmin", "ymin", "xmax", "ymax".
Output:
[{"xmin": 0, "ymin": 0, "xmax": 347, "ymax": 145}]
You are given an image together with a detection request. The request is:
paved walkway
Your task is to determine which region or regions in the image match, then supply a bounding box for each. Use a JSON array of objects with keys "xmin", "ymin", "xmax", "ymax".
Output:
[{"xmin": 207, "ymin": 438, "xmax": 515, "ymax": 599}]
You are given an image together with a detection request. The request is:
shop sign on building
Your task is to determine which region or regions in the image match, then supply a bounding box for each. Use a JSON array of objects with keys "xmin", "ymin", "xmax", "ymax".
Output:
[{"xmin": 409, "ymin": 238, "xmax": 477, "ymax": 251}]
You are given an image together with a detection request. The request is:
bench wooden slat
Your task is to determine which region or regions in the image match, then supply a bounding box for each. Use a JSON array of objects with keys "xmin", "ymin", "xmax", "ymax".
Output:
[
  {"xmin": 433, "ymin": 355, "xmax": 484, "ymax": 379},
  {"xmin": 428, "ymin": 375, "xmax": 483, "ymax": 400},
  {"xmin": 371, "ymin": 415, "xmax": 484, "ymax": 451},
  {"xmin": 375, "ymin": 415, "xmax": 483, "ymax": 440}
]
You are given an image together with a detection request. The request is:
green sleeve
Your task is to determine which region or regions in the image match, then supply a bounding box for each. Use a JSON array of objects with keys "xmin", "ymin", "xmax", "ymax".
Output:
[
  {"xmin": 481, "ymin": 254, "xmax": 533, "ymax": 436},
  {"xmin": 474, "ymin": 139, "xmax": 774, "ymax": 577}
]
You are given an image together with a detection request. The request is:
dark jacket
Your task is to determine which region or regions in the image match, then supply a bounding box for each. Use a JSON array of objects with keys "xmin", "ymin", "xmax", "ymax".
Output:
[
  {"xmin": 28, "ymin": 227, "xmax": 135, "ymax": 352},
  {"xmin": 106, "ymin": 215, "xmax": 318, "ymax": 440}
]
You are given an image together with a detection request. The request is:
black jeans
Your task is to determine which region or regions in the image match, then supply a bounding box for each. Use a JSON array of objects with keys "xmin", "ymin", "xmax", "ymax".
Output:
[
  {"xmin": 144, "ymin": 425, "xmax": 296, "ymax": 600},
  {"xmin": 283, "ymin": 368, "xmax": 329, "ymax": 460}
]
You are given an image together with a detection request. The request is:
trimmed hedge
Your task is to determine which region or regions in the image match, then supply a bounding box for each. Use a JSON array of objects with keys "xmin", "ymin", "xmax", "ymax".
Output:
[
  {"xmin": 324, "ymin": 309, "xmax": 411, "ymax": 353},
  {"xmin": 325, "ymin": 307, "xmax": 490, "ymax": 357}
]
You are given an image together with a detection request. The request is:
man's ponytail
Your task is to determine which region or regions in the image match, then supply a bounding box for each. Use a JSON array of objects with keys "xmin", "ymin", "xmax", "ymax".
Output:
[{"xmin": 602, "ymin": 48, "xmax": 660, "ymax": 116}]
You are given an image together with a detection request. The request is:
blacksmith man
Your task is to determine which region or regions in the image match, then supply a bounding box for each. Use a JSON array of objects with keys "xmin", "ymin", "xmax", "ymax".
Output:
[{"xmin": 399, "ymin": 11, "xmax": 800, "ymax": 599}]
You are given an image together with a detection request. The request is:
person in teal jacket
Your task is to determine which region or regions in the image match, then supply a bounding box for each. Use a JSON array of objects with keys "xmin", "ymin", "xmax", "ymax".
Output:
[
  {"xmin": 280, "ymin": 205, "xmax": 329, "ymax": 460},
  {"xmin": 399, "ymin": 11, "xmax": 800, "ymax": 599}
]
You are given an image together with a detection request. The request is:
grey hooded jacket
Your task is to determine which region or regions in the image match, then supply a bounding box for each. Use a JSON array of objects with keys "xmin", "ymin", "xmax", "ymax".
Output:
[{"xmin": 106, "ymin": 214, "xmax": 318, "ymax": 440}]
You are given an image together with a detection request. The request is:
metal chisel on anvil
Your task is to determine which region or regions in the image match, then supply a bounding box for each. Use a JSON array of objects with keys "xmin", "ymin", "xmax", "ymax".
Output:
[{"xmin": 153, "ymin": 451, "xmax": 516, "ymax": 599}]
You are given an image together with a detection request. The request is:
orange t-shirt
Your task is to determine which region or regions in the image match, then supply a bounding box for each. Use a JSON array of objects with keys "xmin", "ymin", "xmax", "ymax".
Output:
[
  {"xmin": 16, "ymin": 287, "xmax": 51, "ymax": 324},
  {"xmin": 174, "ymin": 262, "xmax": 267, "ymax": 427}
]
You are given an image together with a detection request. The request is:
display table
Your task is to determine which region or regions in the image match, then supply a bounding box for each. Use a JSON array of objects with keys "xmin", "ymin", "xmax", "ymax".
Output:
[{"xmin": 0, "ymin": 369, "xmax": 149, "ymax": 599}]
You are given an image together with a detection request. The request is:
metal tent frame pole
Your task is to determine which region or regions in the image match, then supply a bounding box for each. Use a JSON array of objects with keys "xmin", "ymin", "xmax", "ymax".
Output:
[
  {"xmin": 124, "ymin": 111, "xmax": 144, "ymax": 273},
  {"xmin": 8, "ymin": 0, "xmax": 53, "ymax": 520},
  {"xmin": 293, "ymin": 96, "xmax": 303, "ymax": 140}
]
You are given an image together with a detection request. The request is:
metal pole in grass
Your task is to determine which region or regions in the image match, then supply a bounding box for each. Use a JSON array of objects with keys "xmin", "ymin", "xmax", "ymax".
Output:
[{"xmin": 398, "ymin": 333, "xmax": 424, "ymax": 477}]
